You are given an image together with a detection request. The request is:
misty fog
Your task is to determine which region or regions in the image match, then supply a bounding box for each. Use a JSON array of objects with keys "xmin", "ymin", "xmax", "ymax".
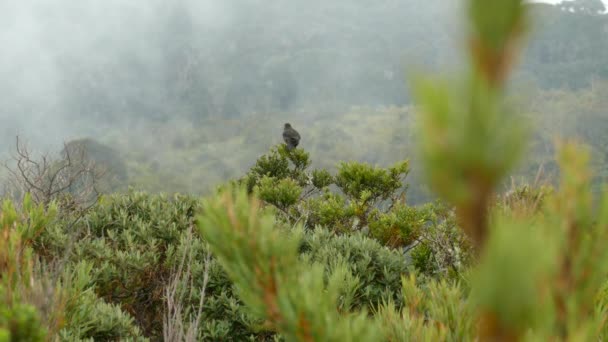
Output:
[
  {"xmin": 1, "ymin": 1, "xmax": 441, "ymax": 140},
  {"xmin": 1, "ymin": 0, "xmax": 607, "ymax": 196}
]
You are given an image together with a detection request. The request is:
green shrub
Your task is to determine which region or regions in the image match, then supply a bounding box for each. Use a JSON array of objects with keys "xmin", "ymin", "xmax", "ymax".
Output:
[
  {"xmin": 304, "ymin": 193, "xmax": 354, "ymax": 232},
  {"xmin": 0, "ymin": 304, "xmax": 47, "ymax": 342},
  {"xmin": 30, "ymin": 190, "xmax": 416, "ymax": 340},
  {"xmin": 257, "ymin": 176, "xmax": 302, "ymax": 211},
  {"xmin": 197, "ymin": 188, "xmax": 381, "ymax": 341},
  {"xmin": 196, "ymin": 186, "xmax": 477, "ymax": 341},
  {"xmin": 46, "ymin": 191, "xmax": 249, "ymax": 340},
  {"xmin": 1, "ymin": 195, "xmax": 146, "ymax": 341},
  {"xmin": 335, "ymin": 161, "xmax": 409, "ymax": 203},
  {"xmin": 241, "ymin": 144, "xmax": 435, "ymax": 258},
  {"xmin": 377, "ymin": 272, "xmax": 474, "ymax": 341},
  {"xmin": 368, "ymin": 203, "xmax": 426, "ymax": 247},
  {"xmin": 58, "ymin": 261, "xmax": 146, "ymax": 341},
  {"xmin": 300, "ymin": 228, "xmax": 410, "ymax": 311},
  {"xmin": 311, "ymin": 169, "xmax": 333, "ymax": 189},
  {"xmin": 409, "ymin": 242, "xmax": 435, "ymax": 275},
  {"xmin": 1, "ymin": 196, "xmax": 55, "ymax": 341}
]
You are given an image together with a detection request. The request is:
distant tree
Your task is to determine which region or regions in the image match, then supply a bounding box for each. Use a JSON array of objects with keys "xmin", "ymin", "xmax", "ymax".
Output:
[
  {"xmin": 62, "ymin": 138, "xmax": 129, "ymax": 192},
  {"xmin": 559, "ymin": 0, "xmax": 606, "ymax": 14},
  {"xmin": 523, "ymin": 1, "xmax": 608, "ymax": 88}
]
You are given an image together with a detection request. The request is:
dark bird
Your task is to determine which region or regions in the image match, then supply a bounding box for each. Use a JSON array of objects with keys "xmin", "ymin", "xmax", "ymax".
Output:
[{"xmin": 282, "ymin": 123, "xmax": 301, "ymax": 151}]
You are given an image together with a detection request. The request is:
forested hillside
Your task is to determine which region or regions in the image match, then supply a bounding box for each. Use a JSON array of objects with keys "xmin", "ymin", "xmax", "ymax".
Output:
[{"xmin": 1, "ymin": 0, "xmax": 607, "ymax": 197}]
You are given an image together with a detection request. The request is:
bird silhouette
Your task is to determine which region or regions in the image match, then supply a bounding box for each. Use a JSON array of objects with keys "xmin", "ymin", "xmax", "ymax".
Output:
[{"xmin": 282, "ymin": 123, "xmax": 300, "ymax": 151}]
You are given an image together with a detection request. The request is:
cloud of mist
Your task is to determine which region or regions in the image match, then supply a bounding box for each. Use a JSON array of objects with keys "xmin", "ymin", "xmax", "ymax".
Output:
[
  {"xmin": 1, "ymin": 0, "xmax": 605, "ymax": 197},
  {"xmin": 0, "ymin": 1, "xmax": 460, "ymax": 151},
  {"xmin": 0, "ymin": 0, "xmax": 236, "ymax": 150}
]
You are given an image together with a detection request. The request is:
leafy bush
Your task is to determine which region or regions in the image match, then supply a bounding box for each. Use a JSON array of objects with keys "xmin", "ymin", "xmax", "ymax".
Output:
[
  {"xmin": 368, "ymin": 203, "xmax": 426, "ymax": 247},
  {"xmin": 241, "ymin": 142, "xmax": 451, "ymax": 252},
  {"xmin": 0, "ymin": 195, "xmax": 145, "ymax": 341},
  {"xmin": 335, "ymin": 160, "xmax": 409, "ymax": 203},
  {"xmin": 300, "ymin": 228, "xmax": 410, "ymax": 311},
  {"xmin": 0, "ymin": 303, "xmax": 47, "ymax": 342},
  {"xmin": 240, "ymin": 144, "xmax": 472, "ymax": 277},
  {"xmin": 40, "ymin": 191, "xmax": 252, "ymax": 340},
  {"xmin": 197, "ymin": 188, "xmax": 381, "ymax": 341},
  {"xmin": 257, "ymin": 176, "xmax": 302, "ymax": 211},
  {"xmin": 197, "ymin": 186, "xmax": 478, "ymax": 341},
  {"xmin": 1, "ymin": 196, "xmax": 57, "ymax": 341},
  {"xmin": 18, "ymin": 190, "xmax": 414, "ymax": 340}
]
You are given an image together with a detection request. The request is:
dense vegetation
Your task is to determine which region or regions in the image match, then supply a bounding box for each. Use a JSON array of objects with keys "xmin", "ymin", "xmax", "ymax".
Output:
[
  {"xmin": 1, "ymin": 142, "xmax": 460, "ymax": 340},
  {"xmin": 2, "ymin": 0, "xmax": 608, "ymax": 341}
]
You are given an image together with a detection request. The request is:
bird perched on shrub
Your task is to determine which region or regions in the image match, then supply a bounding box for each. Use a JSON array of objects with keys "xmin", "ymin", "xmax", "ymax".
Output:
[{"xmin": 283, "ymin": 123, "xmax": 300, "ymax": 151}]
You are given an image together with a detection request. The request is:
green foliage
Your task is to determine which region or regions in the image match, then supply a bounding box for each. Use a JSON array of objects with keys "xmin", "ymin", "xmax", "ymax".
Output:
[
  {"xmin": 241, "ymin": 144, "xmax": 439, "ymax": 260},
  {"xmin": 304, "ymin": 193, "xmax": 354, "ymax": 232},
  {"xmin": 244, "ymin": 146, "xmax": 424, "ymax": 245},
  {"xmin": 496, "ymin": 183, "xmax": 552, "ymax": 218},
  {"xmin": 413, "ymin": 75, "xmax": 528, "ymax": 212},
  {"xmin": 194, "ymin": 186, "xmax": 478, "ymax": 341},
  {"xmin": 249, "ymin": 148, "xmax": 291, "ymax": 182},
  {"xmin": 410, "ymin": 0, "xmax": 608, "ymax": 338},
  {"xmin": 413, "ymin": 0, "xmax": 531, "ymax": 252},
  {"xmin": 239, "ymin": 144, "xmax": 474, "ymax": 279},
  {"xmin": 246, "ymin": 145, "xmax": 311, "ymax": 187},
  {"xmin": 420, "ymin": 202, "xmax": 473, "ymax": 278},
  {"xmin": 277, "ymin": 144, "xmax": 312, "ymax": 172},
  {"xmin": 368, "ymin": 203, "xmax": 425, "ymax": 247},
  {"xmin": 471, "ymin": 215, "xmax": 558, "ymax": 335},
  {"xmin": 300, "ymin": 228, "xmax": 410, "ymax": 311},
  {"xmin": 335, "ymin": 160, "xmax": 409, "ymax": 203},
  {"xmin": 57, "ymin": 262, "xmax": 146, "ymax": 341},
  {"xmin": 0, "ymin": 304, "xmax": 46, "ymax": 342},
  {"xmin": 257, "ymin": 176, "xmax": 302, "ymax": 211},
  {"xmin": 378, "ymin": 300, "xmax": 448, "ymax": 341},
  {"xmin": 42, "ymin": 191, "xmax": 258, "ymax": 340},
  {"xmin": 462, "ymin": 142, "xmax": 608, "ymax": 340},
  {"xmin": 409, "ymin": 243, "xmax": 435, "ymax": 275},
  {"xmin": 1, "ymin": 195, "xmax": 146, "ymax": 341},
  {"xmin": 469, "ymin": 0, "xmax": 528, "ymax": 52},
  {"xmin": 15, "ymin": 189, "xmax": 417, "ymax": 340},
  {"xmin": 311, "ymin": 169, "xmax": 333, "ymax": 189},
  {"xmin": 382, "ymin": 273, "xmax": 474, "ymax": 341},
  {"xmin": 242, "ymin": 146, "xmax": 312, "ymax": 213},
  {"xmin": 0, "ymin": 196, "xmax": 54, "ymax": 341},
  {"xmin": 197, "ymin": 187, "xmax": 382, "ymax": 341},
  {"xmin": 47, "ymin": 192, "xmax": 231, "ymax": 340},
  {"xmin": 13, "ymin": 193, "xmax": 58, "ymax": 242}
]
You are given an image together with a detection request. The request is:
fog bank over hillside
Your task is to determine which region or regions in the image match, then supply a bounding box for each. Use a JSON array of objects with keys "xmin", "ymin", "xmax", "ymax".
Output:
[
  {"xmin": 1, "ymin": 1, "xmax": 231, "ymax": 147},
  {"xmin": 1, "ymin": 0, "xmax": 607, "ymax": 196},
  {"xmin": 0, "ymin": 0, "xmax": 462, "ymax": 151}
]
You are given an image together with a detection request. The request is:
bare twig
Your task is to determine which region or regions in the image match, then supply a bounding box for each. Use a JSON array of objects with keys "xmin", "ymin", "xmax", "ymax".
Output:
[
  {"xmin": 3, "ymin": 136, "xmax": 106, "ymax": 210},
  {"xmin": 163, "ymin": 225, "xmax": 211, "ymax": 342}
]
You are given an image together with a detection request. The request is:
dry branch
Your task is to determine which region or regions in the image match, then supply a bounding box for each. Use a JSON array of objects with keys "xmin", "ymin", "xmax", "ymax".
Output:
[{"xmin": 3, "ymin": 136, "xmax": 106, "ymax": 210}]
